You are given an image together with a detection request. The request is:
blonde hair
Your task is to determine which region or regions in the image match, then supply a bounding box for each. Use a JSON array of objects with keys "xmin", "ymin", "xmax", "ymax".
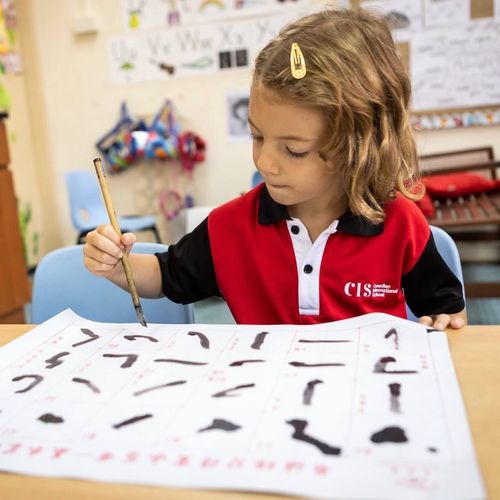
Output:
[{"xmin": 253, "ymin": 8, "xmax": 420, "ymax": 223}]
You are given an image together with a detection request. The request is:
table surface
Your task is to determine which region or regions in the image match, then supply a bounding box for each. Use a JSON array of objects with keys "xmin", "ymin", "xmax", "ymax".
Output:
[{"xmin": 0, "ymin": 324, "xmax": 498, "ymax": 500}]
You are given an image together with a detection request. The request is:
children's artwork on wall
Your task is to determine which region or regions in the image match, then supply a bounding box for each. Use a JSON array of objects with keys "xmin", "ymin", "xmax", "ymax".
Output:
[
  {"xmin": 0, "ymin": 0, "xmax": 20, "ymax": 74},
  {"xmin": 0, "ymin": 309, "xmax": 484, "ymax": 499},
  {"xmin": 423, "ymin": 0, "xmax": 470, "ymax": 27},
  {"xmin": 410, "ymin": 20, "xmax": 500, "ymax": 112},
  {"xmin": 360, "ymin": 0, "xmax": 423, "ymax": 41},
  {"xmin": 412, "ymin": 107, "xmax": 500, "ymax": 130},
  {"xmin": 122, "ymin": 0, "xmax": 310, "ymax": 31},
  {"xmin": 96, "ymin": 102, "xmax": 146, "ymax": 172},
  {"xmin": 108, "ymin": 9, "xmax": 313, "ymax": 83},
  {"xmin": 226, "ymin": 90, "xmax": 250, "ymax": 143}
]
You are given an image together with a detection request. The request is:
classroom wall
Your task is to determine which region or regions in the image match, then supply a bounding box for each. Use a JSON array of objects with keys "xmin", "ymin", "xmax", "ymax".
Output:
[{"xmin": 5, "ymin": 0, "xmax": 500, "ymax": 262}]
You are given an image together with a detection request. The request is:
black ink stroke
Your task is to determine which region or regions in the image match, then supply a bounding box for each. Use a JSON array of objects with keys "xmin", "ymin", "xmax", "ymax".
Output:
[
  {"xmin": 133, "ymin": 380, "xmax": 186, "ymax": 396},
  {"xmin": 72, "ymin": 377, "xmax": 101, "ymax": 393},
  {"xmin": 38, "ymin": 413, "xmax": 64, "ymax": 424},
  {"xmin": 286, "ymin": 419, "xmax": 341, "ymax": 455},
  {"xmin": 12, "ymin": 374, "xmax": 43, "ymax": 393},
  {"xmin": 187, "ymin": 331, "xmax": 210, "ymax": 349},
  {"xmin": 102, "ymin": 354, "xmax": 138, "ymax": 368},
  {"xmin": 113, "ymin": 413, "xmax": 153, "ymax": 429},
  {"xmin": 198, "ymin": 418, "xmax": 241, "ymax": 432},
  {"xmin": 124, "ymin": 334, "xmax": 158, "ymax": 343},
  {"xmin": 289, "ymin": 361, "xmax": 345, "ymax": 368},
  {"xmin": 45, "ymin": 352, "xmax": 70, "ymax": 369},
  {"xmin": 211, "ymin": 383, "xmax": 255, "ymax": 398},
  {"xmin": 72, "ymin": 328, "xmax": 99, "ymax": 347},
  {"xmin": 370, "ymin": 426, "xmax": 408, "ymax": 443},
  {"xmin": 384, "ymin": 327, "xmax": 399, "ymax": 350},
  {"xmin": 229, "ymin": 359, "xmax": 265, "ymax": 367},
  {"xmin": 303, "ymin": 379, "xmax": 323, "ymax": 406},
  {"xmin": 154, "ymin": 358, "xmax": 208, "ymax": 366},
  {"xmin": 389, "ymin": 383, "xmax": 401, "ymax": 413},
  {"xmin": 251, "ymin": 331, "xmax": 269, "ymax": 350},
  {"xmin": 373, "ymin": 356, "xmax": 418, "ymax": 374}
]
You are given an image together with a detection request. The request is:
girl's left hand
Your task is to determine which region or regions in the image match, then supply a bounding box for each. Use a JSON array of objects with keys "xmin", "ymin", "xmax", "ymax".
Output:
[{"xmin": 418, "ymin": 309, "xmax": 467, "ymax": 330}]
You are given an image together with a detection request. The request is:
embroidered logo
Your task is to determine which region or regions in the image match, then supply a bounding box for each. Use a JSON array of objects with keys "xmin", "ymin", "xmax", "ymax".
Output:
[{"xmin": 344, "ymin": 282, "xmax": 399, "ymax": 298}]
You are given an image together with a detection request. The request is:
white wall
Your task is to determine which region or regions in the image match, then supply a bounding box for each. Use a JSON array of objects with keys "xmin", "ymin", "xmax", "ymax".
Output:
[{"xmin": 6, "ymin": 0, "xmax": 500, "ymax": 258}]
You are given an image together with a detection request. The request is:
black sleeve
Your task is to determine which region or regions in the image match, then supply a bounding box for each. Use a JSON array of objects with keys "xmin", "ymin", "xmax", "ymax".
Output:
[
  {"xmin": 155, "ymin": 218, "xmax": 221, "ymax": 304},
  {"xmin": 402, "ymin": 232, "xmax": 465, "ymax": 317}
]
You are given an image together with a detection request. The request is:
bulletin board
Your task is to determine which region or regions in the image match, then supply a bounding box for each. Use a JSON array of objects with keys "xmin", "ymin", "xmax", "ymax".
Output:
[{"xmin": 354, "ymin": 0, "xmax": 500, "ymax": 129}]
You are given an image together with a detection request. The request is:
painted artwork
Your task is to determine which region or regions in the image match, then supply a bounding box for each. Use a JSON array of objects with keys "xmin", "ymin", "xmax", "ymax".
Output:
[
  {"xmin": 226, "ymin": 89, "xmax": 250, "ymax": 142},
  {"xmin": 122, "ymin": 0, "xmax": 310, "ymax": 31},
  {"xmin": 0, "ymin": 310, "xmax": 484, "ymax": 499},
  {"xmin": 0, "ymin": 0, "xmax": 20, "ymax": 73}
]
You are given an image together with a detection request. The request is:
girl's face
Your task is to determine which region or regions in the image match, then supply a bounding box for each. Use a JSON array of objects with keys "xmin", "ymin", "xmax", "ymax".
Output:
[{"xmin": 248, "ymin": 82, "xmax": 345, "ymax": 219}]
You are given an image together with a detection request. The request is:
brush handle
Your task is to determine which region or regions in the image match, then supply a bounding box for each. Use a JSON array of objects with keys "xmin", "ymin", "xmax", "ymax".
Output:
[{"xmin": 93, "ymin": 158, "xmax": 141, "ymax": 308}]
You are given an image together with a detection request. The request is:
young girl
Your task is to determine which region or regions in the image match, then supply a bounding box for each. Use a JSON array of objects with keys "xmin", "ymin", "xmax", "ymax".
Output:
[{"xmin": 84, "ymin": 8, "xmax": 466, "ymax": 330}]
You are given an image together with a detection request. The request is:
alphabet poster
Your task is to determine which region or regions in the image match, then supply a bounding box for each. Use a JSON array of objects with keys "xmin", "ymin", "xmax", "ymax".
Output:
[
  {"xmin": 108, "ymin": 10, "xmax": 311, "ymax": 83},
  {"xmin": 0, "ymin": 310, "xmax": 484, "ymax": 499}
]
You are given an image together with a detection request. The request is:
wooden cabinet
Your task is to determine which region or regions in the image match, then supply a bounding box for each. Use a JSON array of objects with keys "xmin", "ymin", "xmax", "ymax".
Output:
[{"xmin": 0, "ymin": 116, "xmax": 30, "ymax": 323}]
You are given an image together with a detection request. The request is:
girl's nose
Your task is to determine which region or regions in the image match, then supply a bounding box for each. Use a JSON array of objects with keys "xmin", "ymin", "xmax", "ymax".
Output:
[{"xmin": 256, "ymin": 146, "xmax": 280, "ymax": 175}]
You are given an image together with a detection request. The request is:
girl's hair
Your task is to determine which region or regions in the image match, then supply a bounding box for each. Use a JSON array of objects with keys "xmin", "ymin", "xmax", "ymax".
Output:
[{"xmin": 253, "ymin": 8, "xmax": 420, "ymax": 223}]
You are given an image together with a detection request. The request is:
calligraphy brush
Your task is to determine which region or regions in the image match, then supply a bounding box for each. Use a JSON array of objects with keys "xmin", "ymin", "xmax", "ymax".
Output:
[{"xmin": 93, "ymin": 157, "xmax": 147, "ymax": 327}]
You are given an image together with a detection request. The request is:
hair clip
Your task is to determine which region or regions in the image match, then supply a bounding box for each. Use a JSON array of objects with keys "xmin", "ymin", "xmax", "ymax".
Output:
[{"xmin": 290, "ymin": 42, "xmax": 306, "ymax": 79}]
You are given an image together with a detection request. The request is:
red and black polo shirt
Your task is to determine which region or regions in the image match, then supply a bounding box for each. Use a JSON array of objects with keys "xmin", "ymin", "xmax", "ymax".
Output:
[{"xmin": 156, "ymin": 184, "xmax": 464, "ymax": 324}]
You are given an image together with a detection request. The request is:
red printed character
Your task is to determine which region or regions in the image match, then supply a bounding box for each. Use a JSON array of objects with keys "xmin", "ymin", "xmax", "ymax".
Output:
[
  {"xmin": 314, "ymin": 464, "xmax": 330, "ymax": 476},
  {"xmin": 174, "ymin": 455, "xmax": 190, "ymax": 467},
  {"xmin": 200, "ymin": 457, "xmax": 219, "ymax": 468},
  {"xmin": 98, "ymin": 451, "xmax": 114, "ymax": 462},
  {"xmin": 149, "ymin": 452, "xmax": 167, "ymax": 464}
]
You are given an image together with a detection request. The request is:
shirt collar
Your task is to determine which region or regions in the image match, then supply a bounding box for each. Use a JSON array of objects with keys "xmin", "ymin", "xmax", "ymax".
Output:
[{"xmin": 257, "ymin": 184, "xmax": 383, "ymax": 236}]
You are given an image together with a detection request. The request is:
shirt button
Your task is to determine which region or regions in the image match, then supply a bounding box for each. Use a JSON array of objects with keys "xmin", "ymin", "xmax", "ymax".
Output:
[
  {"xmin": 303, "ymin": 264, "xmax": 313, "ymax": 274},
  {"xmin": 291, "ymin": 225, "xmax": 300, "ymax": 235}
]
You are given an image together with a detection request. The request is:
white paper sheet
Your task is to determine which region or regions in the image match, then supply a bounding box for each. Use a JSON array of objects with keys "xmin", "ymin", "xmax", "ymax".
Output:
[
  {"xmin": 411, "ymin": 20, "xmax": 500, "ymax": 111},
  {"xmin": 361, "ymin": 0, "xmax": 423, "ymax": 42},
  {"xmin": 423, "ymin": 0, "xmax": 470, "ymax": 27},
  {"xmin": 0, "ymin": 310, "xmax": 484, "ymax": 499}
]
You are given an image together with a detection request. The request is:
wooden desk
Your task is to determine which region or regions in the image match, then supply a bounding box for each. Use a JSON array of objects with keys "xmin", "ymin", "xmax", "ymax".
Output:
[{"xmin": 0, "ymin": 324, "xmax": 498, "ymax": 500}]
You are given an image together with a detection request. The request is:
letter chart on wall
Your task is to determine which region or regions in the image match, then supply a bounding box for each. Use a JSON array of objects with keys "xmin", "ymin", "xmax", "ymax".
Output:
[{"xmin": 0, "ymin": 310, "xmax": 484, "ymax": 499}]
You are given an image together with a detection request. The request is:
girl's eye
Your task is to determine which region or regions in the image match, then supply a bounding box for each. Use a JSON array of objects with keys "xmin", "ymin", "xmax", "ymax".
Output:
[
  {"xmin": 286, "ymin": 147, "xmax": 309, "ymax": 158},
  {"xmin": 250, "ymin": 134, "xmax": 263, "ymax": 142}
]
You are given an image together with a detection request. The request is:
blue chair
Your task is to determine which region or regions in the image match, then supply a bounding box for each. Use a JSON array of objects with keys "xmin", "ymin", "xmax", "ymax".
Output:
[
  {"xmin": 31, "ymin": 243, "xmax": 194, "ymax": 324},
  {"xmin": 65, "ymin": 170, "xmax": 161, "ymax": 244},
  {"xmin": 406, "ymin": 225, "xmax": 465, "ymax": 322},
  {"xmin": 251, "ymin": 170, "xmax": 264, "ymax": 188}
]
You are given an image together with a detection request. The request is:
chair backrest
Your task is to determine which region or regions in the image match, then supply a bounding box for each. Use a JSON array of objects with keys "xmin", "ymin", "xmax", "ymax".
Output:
[
  {"xmin": 251, "ymin": 170, "xmax": 264, "ymax": 188},
  {"xmin": 31, "ymin": 243, "xmax": 194, "ymax": 324},
  {"xmin": 65, "ymin": 170, "xmax": 109, "ymax": 232},
  {"xmin": 406, "ymin": 225, "xmax": 465, "ymax": 322},
  {"xmin": 183, "ymin": 206, "xmax": 214, "ymax": 234}
]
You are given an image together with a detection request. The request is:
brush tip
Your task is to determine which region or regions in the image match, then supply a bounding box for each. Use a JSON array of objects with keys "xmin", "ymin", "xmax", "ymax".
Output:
[{"xmin": 136, "ymin": 306, "xmax": 148, "ymax": 327}]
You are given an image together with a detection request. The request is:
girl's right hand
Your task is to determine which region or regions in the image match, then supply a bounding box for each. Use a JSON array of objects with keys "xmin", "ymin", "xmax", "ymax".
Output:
[{"xmin": 83, "ymin": 224, "xmax": 136, "ymax": 279}]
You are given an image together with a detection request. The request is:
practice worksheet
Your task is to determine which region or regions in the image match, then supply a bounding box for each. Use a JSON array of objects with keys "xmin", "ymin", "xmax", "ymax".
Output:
[{"xmin": 0, "ymin": 310, "xmax": 484, "ymax": 499}]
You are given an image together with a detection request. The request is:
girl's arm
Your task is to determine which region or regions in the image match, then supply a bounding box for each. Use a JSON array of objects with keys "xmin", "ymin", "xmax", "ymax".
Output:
[{"xmin": 83, "ymin": 224, "xmax": 164, "ymax": 298}]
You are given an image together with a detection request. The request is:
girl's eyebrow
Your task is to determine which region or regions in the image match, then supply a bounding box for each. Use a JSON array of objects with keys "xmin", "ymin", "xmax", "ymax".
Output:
[{"xmin": 248, "ymin": 117, "xmax": 316, "ymax": 143}]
